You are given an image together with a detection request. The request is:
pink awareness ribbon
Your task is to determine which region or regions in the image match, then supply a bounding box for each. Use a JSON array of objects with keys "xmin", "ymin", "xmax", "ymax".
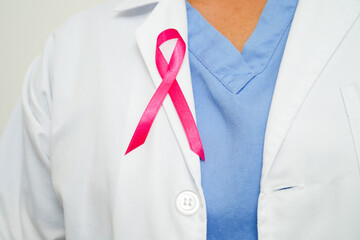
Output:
[{"xmin": 125, "ymin": 28, "xmax": 205, "ymax": 161}]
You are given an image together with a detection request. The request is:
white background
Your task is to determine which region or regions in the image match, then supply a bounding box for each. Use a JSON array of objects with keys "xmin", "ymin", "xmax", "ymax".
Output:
[{"xmin": 0, "ymin": 0, "xmax": 105, "ymax": 136}]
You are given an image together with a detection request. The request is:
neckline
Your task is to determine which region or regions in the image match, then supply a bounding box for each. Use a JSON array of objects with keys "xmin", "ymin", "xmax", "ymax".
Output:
[{"xmin": 186, "ymin": 0, "xmax": 298, "ymax": 94}]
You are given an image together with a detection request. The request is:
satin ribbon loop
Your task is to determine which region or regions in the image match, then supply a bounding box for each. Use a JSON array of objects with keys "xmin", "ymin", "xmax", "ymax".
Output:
[{"xmin": 125, "ymin": 28, "xmax": 205, "ymax": 161}]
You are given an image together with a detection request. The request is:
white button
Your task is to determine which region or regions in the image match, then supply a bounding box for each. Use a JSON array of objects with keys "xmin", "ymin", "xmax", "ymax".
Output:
[{"xmin": 175, "ymin": 190, "xmax": 200, "ymax": 215}]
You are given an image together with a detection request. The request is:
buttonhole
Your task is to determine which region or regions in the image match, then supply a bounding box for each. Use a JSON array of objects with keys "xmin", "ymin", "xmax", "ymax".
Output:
[
  {"xmin": 275, "ymin": 186, "xmax": 294, "ymax": 191},
  {"xmin": 272, "ymin": 184, "xmax": 304, "ymax": 192}
]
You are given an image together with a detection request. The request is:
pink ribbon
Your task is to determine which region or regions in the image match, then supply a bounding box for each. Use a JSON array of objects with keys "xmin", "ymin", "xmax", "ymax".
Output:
[{"xmin": 125, "ymin": 28, "xmax": 205, "ymax": 161}]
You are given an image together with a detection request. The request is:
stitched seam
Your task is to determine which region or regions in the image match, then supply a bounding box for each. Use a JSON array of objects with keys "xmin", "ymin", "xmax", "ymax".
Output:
[{"xmin": 340, "ymin": 85, "xmax": 360, "ymax": 176}]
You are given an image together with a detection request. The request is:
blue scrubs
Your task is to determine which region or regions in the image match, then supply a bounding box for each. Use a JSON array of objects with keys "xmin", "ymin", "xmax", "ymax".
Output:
[{"xmin": 186, "ymin": 0, "xmax": 299, "ymax": 239}]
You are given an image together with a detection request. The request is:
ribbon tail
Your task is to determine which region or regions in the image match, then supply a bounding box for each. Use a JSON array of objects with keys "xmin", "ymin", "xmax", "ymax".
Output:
[
  {"xmin": 125, "ymin": 73, "xmax": 177, "ymax": 157},
  {"xmin": 125, "ymin": 131, "xmax": 146, "ymax": 155},
  {"xmin": 169, "ymin": 80, "xmax": 205, "ymax": 161},
  {"xmin": 191, "ymin": 144, "xmax": 205, "ymax": 162}
]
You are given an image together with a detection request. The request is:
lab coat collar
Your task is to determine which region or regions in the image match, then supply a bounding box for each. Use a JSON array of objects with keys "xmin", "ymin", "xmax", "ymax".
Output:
[
  {"xmin": 260, "ymin": 0, "xmax": 360, "ymax": 188},
  {"xmin": 114, "ymin": 0, "xmax": 204, "ymax": 197},
  {"xmin": 113, "ymin": 0, "xmax": 360, "ymax": 192},
  {"xmin": 113, "ymin": 0, "xmax": 159, "ymax": 12}
]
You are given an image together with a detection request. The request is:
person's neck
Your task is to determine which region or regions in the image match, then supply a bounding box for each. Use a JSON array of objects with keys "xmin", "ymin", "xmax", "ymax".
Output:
[{"xmin": 187, "ymin": 0, "xmax": 268, "ymax": 53}]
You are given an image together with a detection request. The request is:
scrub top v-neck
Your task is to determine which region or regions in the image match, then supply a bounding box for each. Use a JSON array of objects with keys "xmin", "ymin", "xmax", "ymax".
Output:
[{"xmin": 186, "ymin": 0, "xmax": 299, "ymax": 239}]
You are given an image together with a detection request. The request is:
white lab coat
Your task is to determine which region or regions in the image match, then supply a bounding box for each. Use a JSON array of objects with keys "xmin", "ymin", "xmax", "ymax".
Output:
[{"xmin": 1, "ymin": 0, "xmax": 360, "ymax": 239}]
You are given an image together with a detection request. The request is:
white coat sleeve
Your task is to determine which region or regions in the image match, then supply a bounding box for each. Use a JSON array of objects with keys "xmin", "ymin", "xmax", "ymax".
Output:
[{"xmin": 0, "ymin": 32, "xmax": 65, "ymax": 240}]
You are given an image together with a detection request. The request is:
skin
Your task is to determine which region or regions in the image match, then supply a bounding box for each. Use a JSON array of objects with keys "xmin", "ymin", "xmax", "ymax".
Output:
[{"xmin": 187, "ymin": 0, "xmax": 268, "ymax": 53}]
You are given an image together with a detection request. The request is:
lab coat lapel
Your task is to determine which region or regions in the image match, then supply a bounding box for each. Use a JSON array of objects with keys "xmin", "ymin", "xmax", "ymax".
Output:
[
  {"xmin": 261, "ymin": 0, "xmax": 360, "ymax": 186},
  {"xmin": 114, "ymin": 0, "xmax": 203, "ymax": 189}
]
